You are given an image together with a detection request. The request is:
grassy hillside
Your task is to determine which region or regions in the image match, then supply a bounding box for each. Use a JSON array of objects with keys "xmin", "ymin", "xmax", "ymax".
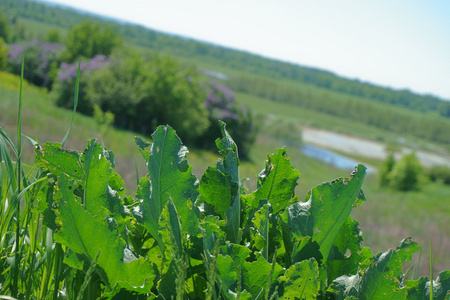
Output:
[{"xmin": 1, "ymin": 71, "xmax": 449, "ymax": 276}]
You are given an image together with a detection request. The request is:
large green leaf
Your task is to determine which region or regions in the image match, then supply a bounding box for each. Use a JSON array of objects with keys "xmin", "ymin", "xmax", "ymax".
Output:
[
  {"xmin": 81, "ymin": 139, "xmax": 124, "ymax": 219},
  {"xmin": 280, "ymin": 258, "xmax": 320, "ymax": 299},
  {"xmin": 280, "ymin": 199, "xmax": 313, "ymax": 264},
  {"xmin": 405, "ymin": 271, "xmax": 450, "ymax": 300},
  {"xmin": 333, "ymin": 238, "xmax": 419, "ymax": 299},
  {"xmin": 54, "ymin": 175, "xmax": 155, "ymax": 292},
  {"xmin": 250, "ymin": 148, "xmax": 300, "ymax": 213},
  {"xmin": 36, "ymin": 140, "xmax": 124, "ymax": 220},
  {"xmin": 157, "ymin": 199, "xmax": 185, "ymax": 298},
  {"xmin": 243, "ymin": 253, "xmax": 283, "ymax": 298},
  {"xmin": 309, "ymin": 164, "xmax": 366, "ymax": 262},
  {"xmin": 252, "ymin": 202, "xmax": 271, "ymax": 261},
  {"xmin": 199, "ymin": 166, "xmax": 232, "ymax": 218},
  {"xmin": 35, "ymin": 142, "xmax": 83, "ymax": 180},
  {"xmin": 134, "ymin": 125, "xmax": 200, "ymax": 247},
  {"xmin": 215, "ymin": 121, "xmax": 241, "ymax": 243},
  {"xmin": 326, "ymin": 216, "xmax": 373, "ymax": 283},
  {"xmin": 215, "ymin": 243, "xmax": 252, "ymax": 297}
]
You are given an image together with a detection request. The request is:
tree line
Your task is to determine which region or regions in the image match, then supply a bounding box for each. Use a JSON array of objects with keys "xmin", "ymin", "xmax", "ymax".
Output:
[{"xmin": 228, "ymin": 75, "xmax": 450, "ymax": 145}]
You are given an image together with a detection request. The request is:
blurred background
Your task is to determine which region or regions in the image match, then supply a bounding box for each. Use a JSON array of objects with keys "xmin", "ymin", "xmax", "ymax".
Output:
[{"xmin": 0, "ymin": 0, "xmax": 449, "ymax": 276}]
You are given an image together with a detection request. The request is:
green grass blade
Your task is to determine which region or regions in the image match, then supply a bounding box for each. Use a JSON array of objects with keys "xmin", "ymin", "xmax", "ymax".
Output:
[
  {"xmin": 61, "ymin": 61, "xmax": 81, "ymax": 147},
  {"xmin": 12, "ymin": 52, "xmax": 25, "ymax": 298},
  {"xmin": 134, "ymin": 157, "xmax": 139, "ymax": 188},
  {"xmin": 414, "ymin": 246, "xmax": 423, "ymax": 280},
  {"xmin": 430, "ymin": 239, "xmax": 433, "ymax": 300}
]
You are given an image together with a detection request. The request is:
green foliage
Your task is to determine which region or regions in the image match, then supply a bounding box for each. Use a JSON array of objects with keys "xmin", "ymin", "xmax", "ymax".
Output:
[
  {"xmin": 45, "ymin": 29, "xmax": 61, "ymax": 43},
  {"xmin": 379, "ymin": 153, "xmax": 396, "ymax": 187},
  {"xmin": 93, "ymin": 104, "xmax": 115, "ymax": 137},
  {"xmin": 197, "ymin": 81, "xmax": 258, "ymax": 160},
  {"xmin": 0, "ymin": 37, "xmax": 7, "ymax": 70},
  {"xmin": 85, "ymin": 51, "xmax": 210, "ymax": 142},
  {"xmin": 2, "ymin": 115, "xmax": 450, "ymax": 298},
  {"xmin": 62, "ymin": 21, "xmax": 121, "ymax": 63},
  {"xmin": 388, "ymin": 152, "xmax": 423, "ymax": 191},
  {"xmin": 7, "ymin": 41, "xmax": 63, "ymax": 88},
  {"xmin": 426, "ymin": 165, "xmax": 450, "ymax": 185},
  {"xmin": 0, "ymin": 10, "xmax": 9, "ymax": 42}
]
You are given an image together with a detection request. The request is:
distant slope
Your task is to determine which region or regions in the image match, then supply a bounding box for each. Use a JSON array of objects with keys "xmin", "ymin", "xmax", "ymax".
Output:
[{"xmin": 1, "ymin": 0, "xmax": 450, "ymax": 117}]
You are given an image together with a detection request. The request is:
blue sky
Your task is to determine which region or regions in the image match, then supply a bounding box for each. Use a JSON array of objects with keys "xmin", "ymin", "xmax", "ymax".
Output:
[{"xmin": 43, "ymin": 0, "xmax": 450, "ymax": 100}]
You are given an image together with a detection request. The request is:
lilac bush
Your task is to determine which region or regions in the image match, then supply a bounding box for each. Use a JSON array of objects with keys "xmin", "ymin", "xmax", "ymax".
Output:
[
  {"xmin": 7, "ymin": 40, "xmax": 64, "ymax": 87},
  {"xmin": 54, "ymin": 55, "xmax": 110, "ymax": 114},
  {"xmin": 205, "ymin": 80, "xmax": 239, "ymax": 121},
  {"xmin": 58, "ymin": 55, "xmax": 110, "ymax": 83},
  {"xmin": 199, "ymin": 81, "xmax": 258, "ymax": 159}
]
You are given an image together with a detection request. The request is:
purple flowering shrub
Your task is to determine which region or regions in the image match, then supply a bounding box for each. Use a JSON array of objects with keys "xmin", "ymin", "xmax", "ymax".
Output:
[
  {"xmin": 198, "ymin": 81, "xmax": 258, "ymax": 159},
  {"xmin": 7, "ymin": 41, "xmax": 63, "ymax": 88},
  {"xmin": 54, "ymin": 55, "xmax": 110, "ymax": 114}
]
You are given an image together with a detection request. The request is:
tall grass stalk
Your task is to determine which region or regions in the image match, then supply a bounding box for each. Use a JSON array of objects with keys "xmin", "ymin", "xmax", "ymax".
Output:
[
  {"xmin": 61, "ymin": 61, "xmax": 81, "ymax": 147},
  {"xmin": 430, "ymin": 240, "xmax": 433, "ymax": 300},
  {"xmin": 12, "ymin": 52, "xmax": 25, "ymax": 298}
]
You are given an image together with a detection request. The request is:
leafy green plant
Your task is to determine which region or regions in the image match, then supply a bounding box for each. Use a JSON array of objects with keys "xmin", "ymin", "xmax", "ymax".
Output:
[
  {"xmin": 2, "ymin": 120, "xmax": 449, "ymax": 298},
  {"xmin": 0, "ymin": 67, "xmax": 448, "ymax": 298}
]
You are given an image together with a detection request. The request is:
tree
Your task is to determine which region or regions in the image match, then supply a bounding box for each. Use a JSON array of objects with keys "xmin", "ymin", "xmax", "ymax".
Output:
[
  {"xmin": 0, "ymin": 11, "xmax": 9, "ymax": 42},
  {"xmin": 0, "ymin": 38, "xmax": 7, "ymax": 71},
  {"xmin": 62, "ymin": 21, "xmax": 121, "ymax": 63},
  {"xmin": 137, "ymin": 54, "xmax": 210, "ymax": 142},
  {"xmin": 86, "ymin": 51, "xmax": 210, "ymax": 142}
]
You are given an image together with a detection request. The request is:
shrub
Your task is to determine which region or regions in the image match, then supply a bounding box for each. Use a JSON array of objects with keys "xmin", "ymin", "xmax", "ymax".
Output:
[
  {"xmin": 54, "ymin": 54, "xmax": 110, "ymax": 114},
  {"xmin": 426, "ymin": 165, "xmax": 450, "ymax": 185},
  {"xmin": 86, "ymin": 52, "xmax": 146, "ymax": 130},
  {"xmin": 196, "ymin": 81, "xmax": 258, "ymax": 159},
  {"xmin": 0, "ymin": 37, "xmax": 7, "ymax": 70},
  {"xmin": 388, "ymin": 152, "xmax": 422, "ymax": 191},
  {"xmin": 6, "ymin": 40, "xmax": 63, "ymax": 87}
]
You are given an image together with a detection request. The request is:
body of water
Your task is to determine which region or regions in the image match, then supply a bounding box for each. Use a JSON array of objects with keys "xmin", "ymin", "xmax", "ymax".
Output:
[{"xmin": 302, "ymin": 144, "xmax": 374, "ymax": 173}]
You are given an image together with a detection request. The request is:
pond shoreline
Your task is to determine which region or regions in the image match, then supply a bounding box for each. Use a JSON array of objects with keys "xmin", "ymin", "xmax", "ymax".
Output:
[{"xmin": 302, "ymin": 127, "xmax": 450, "ymax": 168}]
